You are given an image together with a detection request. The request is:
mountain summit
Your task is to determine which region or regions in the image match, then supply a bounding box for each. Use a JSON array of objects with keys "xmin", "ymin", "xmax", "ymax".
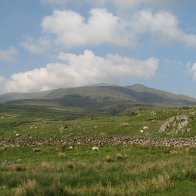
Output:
[{"xmin": 0, "ymin": 85, "xmax": 196, "ymax": 113}]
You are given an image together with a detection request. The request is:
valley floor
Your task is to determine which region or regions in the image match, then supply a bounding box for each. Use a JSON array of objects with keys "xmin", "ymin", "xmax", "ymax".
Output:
[
  {"xmin": 0, "ymin": 107, "xmax": 195, "ymax": 195},
  {"xmin": 0, "ymin": 144, "xmax": 196, "ymax": 195}
]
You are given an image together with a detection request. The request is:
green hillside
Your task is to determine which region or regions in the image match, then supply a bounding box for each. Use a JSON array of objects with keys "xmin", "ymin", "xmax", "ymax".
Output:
[
  {"xmin": 0, "ymin": 84, "xmax": 196, "ymax": 116},
  {"xmin": 0, "ymin": 87, "xmax": 195, "ymax": 195}
]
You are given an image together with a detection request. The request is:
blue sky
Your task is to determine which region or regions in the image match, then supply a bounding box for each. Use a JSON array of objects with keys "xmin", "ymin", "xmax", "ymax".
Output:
[{"xmin": 0, "ymin": 0, "xmax": 196, "ymax": 97}]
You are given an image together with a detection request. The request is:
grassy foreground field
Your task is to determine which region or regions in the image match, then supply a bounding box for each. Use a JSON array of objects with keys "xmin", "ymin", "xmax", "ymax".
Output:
[
  {"xmin": 0, "ymin": 106, "xmax": 196, "ymax": 139},
  {"xmin": 0, "ymin": 145, "xmax": 196, "ymax": 195},
  {"xmin": 0, "ymin": 106, "xmax": 196, "ymax": 195}
]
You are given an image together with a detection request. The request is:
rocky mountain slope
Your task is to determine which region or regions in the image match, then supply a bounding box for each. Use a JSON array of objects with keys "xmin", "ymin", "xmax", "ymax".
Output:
[{"xmin": 0, "ymin": 84, "xmax": 196, "ymax": 114}]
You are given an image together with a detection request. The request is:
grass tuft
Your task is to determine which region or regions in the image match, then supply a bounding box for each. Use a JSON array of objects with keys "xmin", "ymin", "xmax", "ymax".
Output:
[
  {"xmin": 58, "ymin": 152, "xmax": 66, "ymax": 159},
  {"xmin": 105, "ymin": 155, "xmax": 113, "ymax": 162},
  {"xmin": 116, "ymin": 153, "xmax": 126, "ymax": 160},
  {"xmin": 15, "ymin": 179, "xmax": 37, "ymax": 196},
  {"xmin": 186, "ymin": 168, "xmax": 196, "ymax": 181},
  {"xmin": 67, "ymin": 162, "xmax": 74, "ymax": 170}
]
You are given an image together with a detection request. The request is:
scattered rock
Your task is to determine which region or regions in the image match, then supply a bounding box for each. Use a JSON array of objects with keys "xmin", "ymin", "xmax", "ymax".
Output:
[
  {"xmin": 116, "ymin": 153, "xmax": 125, "ymax": 160},
  {"xmin": 16, "ymin": 159, "xmax": 22, "ymax": 163},
  {"xmin": 92, "ymin": 146, "xmax": 99, "ymax": 151},
  {"xmin": 120, "ymin": 123, "xmax": 130, "ymax": 127},
  {"xmin": 58, "ymin": 152, "xmax": 66, "ymax": 159},
  {"xmin": 33, "ymin": 148, "xmax": 42, "ymax": 152},
  {"xmin": 105, "ymin": 155, "xmax": 113, "ymax": 162},
  {"xmin": 140, "ymin": 130, "xmax": 144, "ymax": 133},
  {"xmin": 1, "ymin": 160, "xmax": 11, "ymax": 167},
  {"xmin": 59, "ymin": 124, "xmax": 68, "ymax": 131},
  {"xmin": 151, "ymin": 111, "xmax": 157, "ymax": 116},
  {"xmin": 150, "ymin": 119, "xmax": 157, "ymax": 123},
  {"xmin": 68, "ymin": 146, "xmax": 73, "ymax": 150}
]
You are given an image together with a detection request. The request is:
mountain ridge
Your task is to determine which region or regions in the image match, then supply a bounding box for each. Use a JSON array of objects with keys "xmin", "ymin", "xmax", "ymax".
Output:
[{"xmin": 0, "ymin": 85, "xmax": 196, "ymax": 112}]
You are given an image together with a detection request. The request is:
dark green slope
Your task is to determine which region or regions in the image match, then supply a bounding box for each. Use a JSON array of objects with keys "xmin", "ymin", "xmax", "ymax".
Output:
[
  {"xmin": 129, "ymin": 84, "xmax": 196, "ymax": 106},
  {"xmin": 0, "ymin": 84, "xmax": 196, "ymax": 115},
  {"xmin": 0, "ymin": 91, "xmax": 52, "ymax": 104},
  {"xmin": 42, "ymin": 85, "xmax": 196, "ymax": 107}
]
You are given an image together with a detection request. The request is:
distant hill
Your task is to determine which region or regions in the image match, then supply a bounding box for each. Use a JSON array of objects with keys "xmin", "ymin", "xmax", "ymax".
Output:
[
  {"xmin": 0, "ymin": 84, "xmax": 196, "ymax": 114},
  {"xmin": 0, "ymin": 91, "xmax": 51, "ymax": 104},
  {"xmin": 128, "ymin": 84, "xmax": 196, "ymax": 106}
]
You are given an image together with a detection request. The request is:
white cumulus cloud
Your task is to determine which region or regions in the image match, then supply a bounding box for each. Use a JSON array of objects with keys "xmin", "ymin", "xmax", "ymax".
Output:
[
  {"xmin": 41, "ymin": 9, "xmax": 133, "ymax": 48},
  {"xmin": 134, "ymin": 10, "xmax": 196, "ymax": 47},
  {"xmin": 22, "ymin": 8, "xmax": 196, "ymax": 54},
  {"xmin": 110, "ymin": 0, "xmax": 188, "ymax": 12},
  {"xmin": 0, "ymin": 76, "xmax": 6, "ymax": 93},
  {"xmin": 2, "ymin": 50, "xmax": 159, "ymax": 93},
  {"xmin": 0, "ymin": 75, "xmax": 5, "ymax": 83},
  {"xmin": 21, "ymin": 37, "xmax": 50, "ymax": 55},
  {"xmin": 0, "ymin": 47, "xmax": 18, "ymax": 62},
  {"xmin": 190, "ymin": 63, "xmax": 196, "ymax": 80}
]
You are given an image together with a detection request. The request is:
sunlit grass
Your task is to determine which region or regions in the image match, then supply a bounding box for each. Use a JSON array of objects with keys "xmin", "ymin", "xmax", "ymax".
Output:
[
  {"xmin": 0, "ymin": 107, "xmax": 195, "ymax": 139},
  {"xmin": 0, "ymin": 144, "xmax": 195, "ymax": 195},
  {"xmin": 0, "ymin": 107, "xmax": 195, "ymax": 195}
]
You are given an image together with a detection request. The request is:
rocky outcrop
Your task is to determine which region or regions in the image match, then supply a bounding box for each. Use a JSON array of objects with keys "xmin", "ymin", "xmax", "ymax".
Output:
[{"xmin": 159, "ymin": 115, "xmax": 190, "ymax": 134}]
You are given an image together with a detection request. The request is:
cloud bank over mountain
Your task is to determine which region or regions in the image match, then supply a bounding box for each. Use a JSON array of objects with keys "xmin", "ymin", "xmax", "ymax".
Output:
[
  {"xmin": 0, "ymin": 0, "xmax": 195, "ymax": 96},
  {"xmin": 1, "ymin": 50, "xmax": 159, "ymax": 93}
]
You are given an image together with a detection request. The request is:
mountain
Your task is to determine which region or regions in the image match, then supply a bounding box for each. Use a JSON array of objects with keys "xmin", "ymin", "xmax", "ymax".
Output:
[
  {"xmin": 128, "ymin": 84, "xmax": 196, "ymax": 106},
  {"xmin": 0, "ymin": 91, "xmax": 51, "ymax": 104},
  {"xmin": 0, "ymin": 84, "xmax": 196, "ymax": 114}
]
